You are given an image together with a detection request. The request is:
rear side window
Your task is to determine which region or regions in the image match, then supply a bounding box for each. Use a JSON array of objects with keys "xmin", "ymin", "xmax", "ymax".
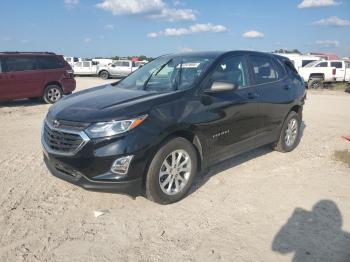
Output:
[
  {"xmin": 37, "ymin": 56, "xmax": 64, "ymax": 69},
  {"xmin": 302, "ymin": 60, "xmax": 316, "ymax": 67},
  {"xmin": 315, "ymin": 62, "xmax": 328, "ymax": 67},
  {"xmin": 330, "ymin": 62, "xmax": 343, "ymax": 69},
  {"xmin": 249, "ymin": 55, "xmax": 279, "ymax": 84},
  {"xmin": 5, "ymin": 56, "xmax": 37, "ymax": 72}
]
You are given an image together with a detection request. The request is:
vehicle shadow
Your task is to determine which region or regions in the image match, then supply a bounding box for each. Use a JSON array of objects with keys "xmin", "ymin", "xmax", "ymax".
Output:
[
  {"xmin": 191, "ymin": 121, "xmax": 306, "ymax": 194},
  {"xmin": 191, "ymin": 144, "xmax": 272, "ymax": 193},
  {"xmin": 0, "ymin": 98, "xmax": 45, "ymax": 108},
  {"xmin": 272, "ymin": 200, "xmax": 350, "ymax": 262}
]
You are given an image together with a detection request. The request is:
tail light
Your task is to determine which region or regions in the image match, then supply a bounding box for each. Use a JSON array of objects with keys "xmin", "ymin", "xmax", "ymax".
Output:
[
  {"xmin": 332, "ymin": 68, "xmax": 336, "ymax": 75},
  {"xmin": 65, "ymin": 70, "xmax": 75, "ymax": 79}
]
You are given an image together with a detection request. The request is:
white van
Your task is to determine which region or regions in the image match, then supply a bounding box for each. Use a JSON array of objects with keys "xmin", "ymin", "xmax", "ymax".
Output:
[{"xmin": 274, "ymin": 53, "xmax": 321, "ymax": 71}]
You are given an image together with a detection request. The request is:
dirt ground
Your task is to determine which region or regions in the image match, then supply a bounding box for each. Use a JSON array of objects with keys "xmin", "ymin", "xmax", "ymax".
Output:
[{"xmin": 0, "ymin": 77, "xmax": 349, "ymax": 262}]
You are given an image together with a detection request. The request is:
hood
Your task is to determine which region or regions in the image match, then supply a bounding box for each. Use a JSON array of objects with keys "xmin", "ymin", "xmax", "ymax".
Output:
[{"xmin": 49, "ymin": 83, "xmax": 183, "ymax": 123}]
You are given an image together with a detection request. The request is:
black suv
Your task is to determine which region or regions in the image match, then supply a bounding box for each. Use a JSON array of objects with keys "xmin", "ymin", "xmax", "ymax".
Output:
[{"xmin": 42, "ymin": 51, "xmax": 306, "ymax": 204}]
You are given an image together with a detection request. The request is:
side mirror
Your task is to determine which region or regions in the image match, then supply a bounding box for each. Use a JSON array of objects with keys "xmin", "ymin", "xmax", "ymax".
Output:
[
  {"xmin": 205, "ymin": 81, "xmax": 238, "ymax": 93},
  {"xmin": 111, "ymin": 64, "xmax": 116, "ymax": 67}
]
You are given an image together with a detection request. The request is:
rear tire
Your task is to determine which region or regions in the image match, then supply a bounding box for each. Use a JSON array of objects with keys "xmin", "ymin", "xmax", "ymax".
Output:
[
  {"xmin": 145, "ymin": 137, "xmax": 198, "ymax": 204},
  {"xmin": 274, "ymin": 111, "xmax": 301, "ymax": 153},
  {"xmin": 308, "ymin": 79, "xmax": 324, "ymax": 89},
  {"xmin": 99, "ymin": 70, "xmax": 109, "ymax": 80},
  {"xmin": 43, "ymin": 85, "xmax": 63, "ymax": 104}
]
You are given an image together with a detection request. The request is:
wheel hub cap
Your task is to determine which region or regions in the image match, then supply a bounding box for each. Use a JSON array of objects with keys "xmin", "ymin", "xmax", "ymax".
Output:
[
  {"xmin": 285, "ymin": 118, "xmax": 298, "ymax": 147},
  {"xmin": 47, "ymin": 88, "xmax": 61, "ymax": 102},
  {"xmin": 159, "ymin": 149, "xmax": 192, "ymax": 196}
]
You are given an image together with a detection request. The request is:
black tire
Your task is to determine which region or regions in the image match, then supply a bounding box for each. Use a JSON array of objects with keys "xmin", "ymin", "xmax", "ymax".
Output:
[
  {"xmin": 99, "ymin": 70, "xmax": 109, "ymax": 80},
  {"xmin": 274, "ymin": 111, "xmax": 301, "ymax": 153},
  {"xmin": 145, "ymin": 137, "xmax": 198, "ymax": 204},
  {"xmin": 43, "ymin": 85, "xmax": 63, "ymax": 104},
  {"xmin": 308, "ymin": 79, "xmax": 324, "ymax": 89}
]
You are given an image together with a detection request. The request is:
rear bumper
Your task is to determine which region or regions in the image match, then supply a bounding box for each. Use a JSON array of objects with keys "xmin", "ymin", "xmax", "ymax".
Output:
[
  {"xmin": 62, "ymin": 79, "xmax": 76, "ymax": 94},
  {"xmin": 44, "ymin": 154, "xmax": 142, "ymax": 197}
]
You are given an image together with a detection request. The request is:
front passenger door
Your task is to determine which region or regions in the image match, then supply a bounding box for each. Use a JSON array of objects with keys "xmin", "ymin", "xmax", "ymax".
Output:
[{"xmin": 200, "ymin": 55, "xmax": 259, "ymax": 164}]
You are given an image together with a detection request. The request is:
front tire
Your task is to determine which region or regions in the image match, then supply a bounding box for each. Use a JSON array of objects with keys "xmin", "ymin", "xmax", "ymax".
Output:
[
  {"xmin": 145, "ymin": 137, "xmax": 198, "ymax": 204},
  {"xmin": 274, "ymin": 111, "xmax": 301, "ymax": 153},
  {"xmin": 43, "ymin": 85, "xmax": 63, "ymax": 104}
]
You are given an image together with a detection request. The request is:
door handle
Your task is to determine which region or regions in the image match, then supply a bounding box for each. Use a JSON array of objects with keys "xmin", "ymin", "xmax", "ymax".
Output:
[{"xmin": 284, "ymin": 85, "xmax": 291, "ymax": 90}]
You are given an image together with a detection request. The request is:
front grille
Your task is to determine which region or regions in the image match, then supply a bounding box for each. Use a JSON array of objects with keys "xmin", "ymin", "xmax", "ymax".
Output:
[
  {"xmin": 43, "ymin": 122, "xmax": 88, "ymax": 155},
  {"xmin": 46, "ymin": 113, "xmax": 90, "ymax": 131}
]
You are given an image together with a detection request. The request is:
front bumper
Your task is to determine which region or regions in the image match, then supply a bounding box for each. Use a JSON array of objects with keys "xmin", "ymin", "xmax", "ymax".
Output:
[
  {"xmin": 41, "ymin": 121, "xmax": 160, "ymax": 197},
  {"xmin": 44, "ymin": 154, "xmax": 142, "ymax": 197}
]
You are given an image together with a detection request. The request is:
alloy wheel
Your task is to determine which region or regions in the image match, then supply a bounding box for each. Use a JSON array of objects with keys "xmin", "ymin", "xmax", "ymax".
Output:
[
  {"xmin": 47, "ymin": 88, "xmax": 62, "ymax": 103},
  {"xmin": 285, "ymin": 118, "xmax": 298, "ymax": 147},
  {"xmin": 159, "ymin": 149, "xmax": 192, "ymax": 195}
]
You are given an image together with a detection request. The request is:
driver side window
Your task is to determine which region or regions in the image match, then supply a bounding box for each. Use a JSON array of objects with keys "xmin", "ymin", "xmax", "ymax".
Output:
[{"xmin": 209, "ymin": 55, "xmax": 248, "ymax": 89}]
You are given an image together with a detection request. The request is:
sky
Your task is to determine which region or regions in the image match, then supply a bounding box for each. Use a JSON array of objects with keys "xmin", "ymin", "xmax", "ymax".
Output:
[{"xmin": 0, "ymin": 0, "xmax": 349, "ymax": 58}]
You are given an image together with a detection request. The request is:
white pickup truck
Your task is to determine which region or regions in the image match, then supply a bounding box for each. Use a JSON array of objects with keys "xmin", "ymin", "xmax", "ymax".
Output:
[
  {"xmin": 99, "ymin": 60, "xmax": 139, "ymax": 79},
  {"xmin": 72, "ymin": 60, "xmax": 140, "ymax": 79},
  {"xmin": 298, "ymin": 60, "xmax": 350, "ymax": 89}
]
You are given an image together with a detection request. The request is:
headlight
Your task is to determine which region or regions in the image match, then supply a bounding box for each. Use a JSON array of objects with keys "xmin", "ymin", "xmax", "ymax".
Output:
[{"xmin": 85, "ymin": 115, "xmax": 148, "ymax": 138}]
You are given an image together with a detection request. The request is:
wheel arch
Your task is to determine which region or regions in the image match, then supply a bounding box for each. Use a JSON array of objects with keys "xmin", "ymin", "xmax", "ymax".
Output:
[
  {"xmin": 290, "ymin": 104, "xmax": 303, "ymax": 120},
  {"xmin": 98, "ymin": 69, "xmax": 109, "ymax": 75},
  {"xmin": 141, "ymin": 128, "xmax": 206, "ymax": 190},
  {"xmin": 309, "ymin": 73, "xmax": 325, "ymax": 80},
  {"xmin": 44, "ymin": 81, "xmax": 62, "ymax": 89}
]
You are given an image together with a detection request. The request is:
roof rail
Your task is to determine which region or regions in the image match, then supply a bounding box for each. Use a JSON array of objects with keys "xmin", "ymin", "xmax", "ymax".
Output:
[{"xmin": 0, "ymin": 51, "xmax": 56, "ymax": 55}]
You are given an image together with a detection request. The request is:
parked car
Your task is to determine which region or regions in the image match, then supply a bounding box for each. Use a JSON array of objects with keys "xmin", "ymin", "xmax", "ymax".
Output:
[
  {"xmin": 0, "ymin": 52, "xmax": 75, "ymax": 103},
  {"xmin": 92, "ymin": 58, "xmax": 114, "ymax": 66},
  {"xmin": 299, "ymin": 60, "xmax": 350, "ymax": 88},
  {"xmin": 98, "ymin": 60, "xmax": 140, "ymax": 79},
  {"xmin": 275, "ymin": 53, "xmax": 321, "ymax": 70},
  {"xmin": 71, "ymin": 60, "xmax": 139, "ymax": 79},
  {"xmin": 42, "ymin": 51, "xmax": 306, "ymax": 204},
  {"xmin": 64, "ymin": 56, "xmax": 80, "ymax": 67},
  {"xmin": 72, "ymin": 61, "xmax": 99, "ymax": 76}
]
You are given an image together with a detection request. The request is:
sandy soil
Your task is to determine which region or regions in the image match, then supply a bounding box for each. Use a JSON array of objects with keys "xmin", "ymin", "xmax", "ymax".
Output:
[{"xmin": 0, "ymin": 77, "xmax": 349, "ymax": 262}]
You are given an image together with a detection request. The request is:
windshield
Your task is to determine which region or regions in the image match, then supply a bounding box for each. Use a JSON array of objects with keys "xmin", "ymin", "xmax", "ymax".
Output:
[{"xmin": 117, "ymin": 55, "xmax": 215, "ymax": 92}]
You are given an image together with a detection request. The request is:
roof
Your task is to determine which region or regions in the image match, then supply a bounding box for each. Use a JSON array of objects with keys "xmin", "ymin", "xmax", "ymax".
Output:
[
  {"xmin": 163, "ymin": 50, "xmax": 279, "ymax": 60},
  {"xmin": 0, "ymin": 51, "xmax": 56, "ymax": 56}
]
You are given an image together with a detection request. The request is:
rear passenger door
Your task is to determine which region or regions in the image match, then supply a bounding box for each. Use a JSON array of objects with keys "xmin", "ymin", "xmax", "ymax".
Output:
[
  {"xmin": 247, "ymin": 54, "xmax": 294, "ymax": 146},
  {"xmin": 3, "ymin": 56, "xmax": 44, "ymax": 99}
]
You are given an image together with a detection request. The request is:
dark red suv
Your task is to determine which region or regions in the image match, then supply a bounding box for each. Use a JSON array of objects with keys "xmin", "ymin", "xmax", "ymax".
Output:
[{"xmin": 0, "ymin": 52, "xmax": 76, "ymax": 103}]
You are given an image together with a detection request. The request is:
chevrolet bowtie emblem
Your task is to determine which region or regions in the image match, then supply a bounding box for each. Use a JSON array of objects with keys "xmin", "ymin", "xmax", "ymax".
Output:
[{"xmin": 53, "ymin": 120, "xmax": 60, "ymax": 128}]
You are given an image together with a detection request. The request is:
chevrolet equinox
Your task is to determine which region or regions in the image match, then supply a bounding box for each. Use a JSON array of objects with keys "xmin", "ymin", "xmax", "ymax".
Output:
[{"xmin": 42, "ymin": 51, "xmax": 306, "ymax": 204}]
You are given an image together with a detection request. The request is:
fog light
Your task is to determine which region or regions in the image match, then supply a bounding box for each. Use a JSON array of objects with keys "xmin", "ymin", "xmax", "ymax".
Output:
[{"xmin": 111, "ymin": 156, "xmax": 133, "ymax": 175}]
